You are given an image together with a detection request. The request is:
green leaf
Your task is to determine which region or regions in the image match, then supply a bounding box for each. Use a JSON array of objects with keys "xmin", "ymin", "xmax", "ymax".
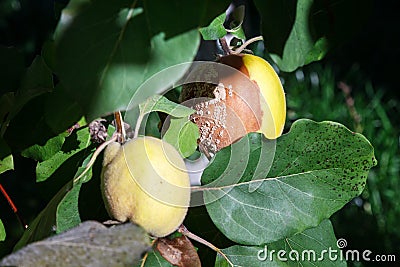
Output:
[
  {"xmin": 144, "ymin": 112, "xmax": 161, "ymax": 138},
  {"xmin": 230, "ymin": 27, "xmax": 246, "ymax": 41},
  {"xmin": 139, "ymin": 95, "xmax": 195, "ymax": 118},
  {"xmin": 199, "ymin": 13, "xmax": 227, "ymax": 40},
  {"xmin": 21, "ymin": 133, "xmax": 67, "ymax": 161},
  {"xmin": 270, "ymin": 0, "xmax": 329, "ymax": 72},
  {"xmin": 140, "ymin": 249, "xmax": 173, "ymax": 267},
  {"xmin": 163, "ymin": 117, "xmax": 199, "ymax": 158},
  {"xmin": 55, "ymin": 181, "xmax": 83, "ymax": 234},
  {"xmin": 216, "ymin": 220, "xmax": 346, "ymax": 266},
  {"xmin": 0, "ymin": 137, "xmax": 14, "ymax": 174},
  {"xmin": 3, "ymin": 221, "xmax": 150, "ymax": 267},
  {"xmin": 22, "ymin": 124, "xmax": 91, "ymax": 182},
  {"xmin": 56, "ymin": 154, "xmax": 93, "ymax": 234},
  {"xmin": 135, "ymin": 95, "xmax": 195, "ymax": 138},
  {"xmin": 204, "ymin": 119, "xmax": 376, "ymax": 245},
  {"xmin": 55, "ymin": 0, "xmax": 220, "ymax": 121},
  {"xmin": 0, "ymin": 220, "xmax": 5, "ymax": 241},
  {"xmin": 201, "ymin": 132, "xmax": 276, "ymax": 187}
]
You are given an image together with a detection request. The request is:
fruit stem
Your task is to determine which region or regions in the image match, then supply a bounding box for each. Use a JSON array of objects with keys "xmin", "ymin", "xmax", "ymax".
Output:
[
  {"xmin": 114, "ymin": 111, "xmax": 126, "ymax": 143},
  {"xmin": 178, "ymin": 225, "xmax": 234, "ymax": 267},
  {"xmin": 73, "ymin": 134, "xmax": 118, "ymax": 184},
  {"xmin": 231, "ymin": 35, "xmax": 264, "ymax": 54},
  {"xmin": 219, "ymin": 37, "xmax": 232, "ymax": 55},
  {"xmin": 134, "ymin": 110, "xmax": 147, "ymax": 139}
]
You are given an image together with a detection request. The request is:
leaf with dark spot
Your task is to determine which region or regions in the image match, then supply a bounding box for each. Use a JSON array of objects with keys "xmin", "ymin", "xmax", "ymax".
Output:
[{"xmin": 203, "ymin": 119, "xmax": 376, "ymax": 245}]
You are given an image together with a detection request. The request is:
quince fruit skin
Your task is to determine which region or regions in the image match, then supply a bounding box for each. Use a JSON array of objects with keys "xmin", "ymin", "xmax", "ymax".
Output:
[{"xmin": 101, "ymin": 136, "xmax": 191, "ymax": 237}]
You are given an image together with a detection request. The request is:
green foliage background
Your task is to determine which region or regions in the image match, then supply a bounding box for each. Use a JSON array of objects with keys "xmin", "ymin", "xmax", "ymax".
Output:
[{"xmin": 0, "ymin": 0, "xmax": 399, "ymax": 266}]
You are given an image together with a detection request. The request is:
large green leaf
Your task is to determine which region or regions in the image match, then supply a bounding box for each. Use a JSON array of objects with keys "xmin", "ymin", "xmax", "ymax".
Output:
[
  {"xmin": 215, "ymin": 219, "xmax": 346, "ymax": 266},
  {"xmin": 55, "ymin": 0, "xmax": 229, "ymax": 121},
  {"xmin": 204, "ymin": 119, "xmax": 376, "ymax": 245}
]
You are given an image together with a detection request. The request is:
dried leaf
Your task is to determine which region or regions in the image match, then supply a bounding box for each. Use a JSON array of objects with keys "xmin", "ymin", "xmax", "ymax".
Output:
[{"xmin": 156, "ymin": 235, "xmax": 201, "ymax": 267}]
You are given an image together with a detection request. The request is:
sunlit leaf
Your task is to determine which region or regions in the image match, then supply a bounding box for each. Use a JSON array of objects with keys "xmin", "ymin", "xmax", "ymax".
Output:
[
  {"xmin": 199, "ymin": 13, "xmax": 227, "ymax": 41},
  {"xmin": 201, "ymin": 132, "xmax": 275, "ymax": 187},
  {"xmin": 163, "ymin": 117, "xmax": 199, "ymax": 158},
  {"xmin": 0, "ymin": 138, "xmax": 13, "ymax": 174},
  {"xmin": 22, "ymin": 124, "xmax": 91, "ymax": 182},
  {"xmin": 139, "ymin": 95, "xmax": 194, "ymax": 118},
  {"xmin": 204, "ymin": 119, "xmax": 376, "ymax": 245},
  {"xmin": 0, "ymin": 220, "xmax": 5, "ymax": 241}
]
